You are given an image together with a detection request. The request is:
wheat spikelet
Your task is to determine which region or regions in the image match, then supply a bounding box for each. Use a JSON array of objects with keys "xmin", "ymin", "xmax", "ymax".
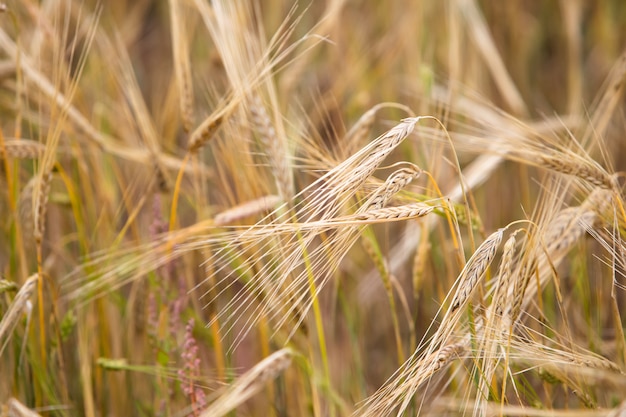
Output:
[
  {"xmin": 249, "ymin": 94, "xmax": 294, "ymax": 201},
  {"xmin": 200, "ymin": 349, "xmax": 293, "ymax": 417},
  {"xmin": 364, "ymin": 163, "xmax": 422, "ymax": 211},
  {"xmin": 2, "ymin": 140, "xmax": 45, "ymax": 159},
  {"xmin": 33, "ymin": 170, "xmax": 53, "ymax": 245},
  {"xmin": 0, "ymin": 274, "xmax": 38, "ymax": 354},
  {"xmin": 450, "ymin": 228, "xmax": 505, "ymax": 311},
  {"xmin": 214, "ymin": 195, "xmax": 282, "ymax": 226}
]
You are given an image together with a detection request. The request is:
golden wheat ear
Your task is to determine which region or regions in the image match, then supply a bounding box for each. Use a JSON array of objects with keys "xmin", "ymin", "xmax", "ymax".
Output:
[{"xmin": 200, "ymin": 349, "xmax": 293, "ymax": 417}]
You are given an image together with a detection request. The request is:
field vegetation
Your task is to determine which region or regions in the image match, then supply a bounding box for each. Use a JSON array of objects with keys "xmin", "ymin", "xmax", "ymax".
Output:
[{"xmin": 2, "ymin": 0, "xmax": 626, "ymax": 416}]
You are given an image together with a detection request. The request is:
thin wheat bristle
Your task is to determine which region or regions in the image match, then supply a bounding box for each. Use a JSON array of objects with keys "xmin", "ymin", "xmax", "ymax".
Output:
[
  {"xmin": 249, "ymin": 94, "xmax": 294, "ymax": 201},
  {"xmin": 365, "ymin": 163, "xmax": 422, "ymax": 211},
  {"xmin": 200, "ymin": 348, "xmax": 293, "ymax": 417},
  {"xmin": 451, "ymin": 228, "xmax": 505, "ymax": 311},
  {"xmin": 2, "ymin": 140, "xmax": 45, "ymax": 159}
]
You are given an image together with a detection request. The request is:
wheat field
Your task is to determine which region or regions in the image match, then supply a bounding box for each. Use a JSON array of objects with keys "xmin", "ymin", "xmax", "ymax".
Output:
[{"xmin": 1, "ymin": 0, "xmax": 626, "ymax": 416}]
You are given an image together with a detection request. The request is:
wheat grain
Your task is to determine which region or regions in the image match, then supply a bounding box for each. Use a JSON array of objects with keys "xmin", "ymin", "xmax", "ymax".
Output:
[{"xmin": 451, "ymin": 228, "xmax": 505, "ymax": 311}]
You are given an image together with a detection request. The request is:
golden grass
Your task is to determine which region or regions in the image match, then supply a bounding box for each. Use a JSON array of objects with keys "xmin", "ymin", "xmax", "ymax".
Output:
[{"xmin": 1, "ymin": 0, "xmax": 626, "ymax": 416}]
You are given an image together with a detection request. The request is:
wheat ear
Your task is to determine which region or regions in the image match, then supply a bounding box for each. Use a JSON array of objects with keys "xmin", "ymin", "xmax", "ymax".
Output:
[
  {"xmin": 1, "ymin": 140, "xmax": 45, "ymax": 159},
  {"xmin": 364, "ymin": 163, "xmax": 422, "ymax": 211},
  {"xmin": 200, "ymin": 349, "xmax": 293, "ymax": 417},
  {"xmin": 33, "ymin": 170, "xmax": 53, "ymax": 245},
  {"xmin": 537, "ymin": 153, "xmax": 614, "ymax": 189},
  {"xmin": 450, "ymin": 228, "xmax": 505, "ymax": 311},
  {"xmin": 249, "ymin": 94, "xmax": 294, "ymax": 201},
  {"xmin": 0, "ymin": 274, "xmax": 38, "ymax": 354}
]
